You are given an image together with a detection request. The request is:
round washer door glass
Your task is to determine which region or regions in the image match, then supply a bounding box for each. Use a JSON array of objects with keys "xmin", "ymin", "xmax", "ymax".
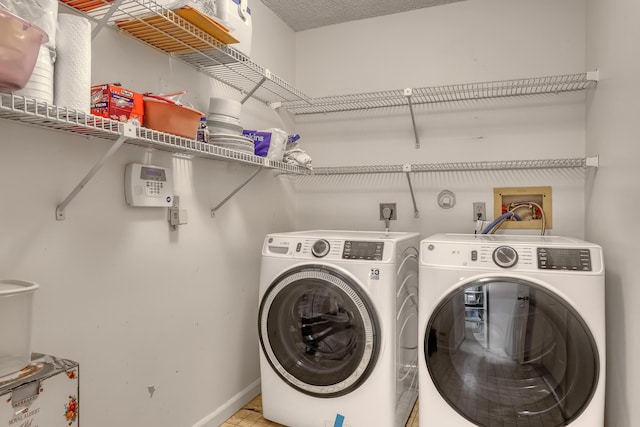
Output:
[
  {"xmin": 425, "ymin": 277, "xmax": 599, "ymax": 426},
  {"xmin": 259, "ymin": 266, "xmax": 380, "ymax": 397}
]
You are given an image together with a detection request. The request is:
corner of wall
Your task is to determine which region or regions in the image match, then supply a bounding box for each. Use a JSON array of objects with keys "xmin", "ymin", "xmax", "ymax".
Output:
[{"xmin": 192, "ymin": 378, "xmax": 261, "ymax": 427}]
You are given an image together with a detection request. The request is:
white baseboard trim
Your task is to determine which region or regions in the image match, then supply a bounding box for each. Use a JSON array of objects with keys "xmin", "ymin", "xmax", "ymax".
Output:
[{"xmin": 192, "ymin": 378, "xmax": 261, "ymax": 427}]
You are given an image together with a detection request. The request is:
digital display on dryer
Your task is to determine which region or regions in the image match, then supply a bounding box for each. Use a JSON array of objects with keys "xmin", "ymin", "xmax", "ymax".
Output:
[{"xmin": 342, "ymin": 241, "xmax": 384, "ymax": 260}]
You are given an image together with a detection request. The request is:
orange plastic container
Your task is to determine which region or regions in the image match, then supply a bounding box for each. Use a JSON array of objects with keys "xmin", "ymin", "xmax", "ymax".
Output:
[{"xmin": 143, "ymin": 96, "xmax": 204, "ymax": 139}]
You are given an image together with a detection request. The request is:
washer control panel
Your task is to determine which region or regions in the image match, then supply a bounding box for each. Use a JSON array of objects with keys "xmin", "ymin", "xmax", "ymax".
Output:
[
  {"xmin": 342, "ymin": 241, "xmax": 384, "ymax": 260},
  {"xmin": 537, "ymin": 247, "xmax": 592, "ymax": 271},
  {"xmin": 421, "ymin": 238, "xmax": 602, "ymax": 274}
]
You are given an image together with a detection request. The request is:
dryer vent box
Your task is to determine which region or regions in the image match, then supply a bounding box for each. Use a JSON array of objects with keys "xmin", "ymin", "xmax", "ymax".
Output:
[{"xmin": 493, "ymin": 186, "xmax": 552, "ymax": 230}]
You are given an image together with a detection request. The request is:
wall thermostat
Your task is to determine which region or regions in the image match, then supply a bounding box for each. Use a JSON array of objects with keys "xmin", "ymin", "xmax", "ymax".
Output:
[{"xmin": 125, "ymin": 163, "xmax": 173, "ymax": 207}]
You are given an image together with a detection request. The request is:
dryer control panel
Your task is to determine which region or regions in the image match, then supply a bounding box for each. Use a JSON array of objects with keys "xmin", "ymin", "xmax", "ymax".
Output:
[
  {"xmin": 264, "ymin": 236, "xmax": 390, "ymax": 262},
  {"xmin": 342, "ymin": 241, "xmax": 384, "ymax": 260}
]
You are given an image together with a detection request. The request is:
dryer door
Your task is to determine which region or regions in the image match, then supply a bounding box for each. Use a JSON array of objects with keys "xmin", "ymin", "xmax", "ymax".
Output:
[
  {"xmin": 424, "ymin": 277, "xmax": 599, "ymax": 426},
  {"xmin": 259, "ymin": 265, "xmax": 380, "ymax": 398}
]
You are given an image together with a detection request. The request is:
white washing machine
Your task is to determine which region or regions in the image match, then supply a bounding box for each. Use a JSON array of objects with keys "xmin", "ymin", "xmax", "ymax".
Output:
[
  {"xmin": 418, "ymin": 233, "xmax": 605, "ymax": 427},
  {"xmin": 259, "ymin": 230, "xmax": 420, "ymax": 427}
]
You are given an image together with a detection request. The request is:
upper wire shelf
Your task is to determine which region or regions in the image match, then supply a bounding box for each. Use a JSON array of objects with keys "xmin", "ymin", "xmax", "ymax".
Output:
[
  {"xmin": 71, "ymin": 0, "xmax": 312, "ymax": 105},
  {"xmin": 0, "ymin": 93, "xmax": 304, "ymax": 173},
  {"xmin": 279, "ymin": 72, "xmax": 598, "ymax": 115}
]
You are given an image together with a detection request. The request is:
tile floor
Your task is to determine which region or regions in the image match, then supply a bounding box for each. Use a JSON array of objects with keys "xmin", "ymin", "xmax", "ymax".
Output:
[{"xmin": 221, "ymin": 394, "xmax": 419, "ymax": 427}]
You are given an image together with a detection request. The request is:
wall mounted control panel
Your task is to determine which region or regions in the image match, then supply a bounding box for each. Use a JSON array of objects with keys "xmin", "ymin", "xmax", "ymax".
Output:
[{"xmin": 125, "ymin": 163, "xmax": 173, "ymax": 207}]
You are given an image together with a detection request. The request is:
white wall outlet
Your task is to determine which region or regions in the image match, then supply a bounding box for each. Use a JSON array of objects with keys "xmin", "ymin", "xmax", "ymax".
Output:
[
  {"xmin": 473, "ymin": 202, "xmax": 486, "ymax": 221},
  {"xmin": 379, "ymin": 203, "xmax": 397, "ymax": 220}
]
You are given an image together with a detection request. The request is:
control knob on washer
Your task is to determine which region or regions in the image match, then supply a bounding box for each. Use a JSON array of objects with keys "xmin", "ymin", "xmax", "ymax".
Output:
[
  {"xmin": 311, "ymin": 239, "xmax": 330, "ymax": 258},
  {"xmin": 492, "ymin": 245, "xmax": 519, "ymax": 268}
]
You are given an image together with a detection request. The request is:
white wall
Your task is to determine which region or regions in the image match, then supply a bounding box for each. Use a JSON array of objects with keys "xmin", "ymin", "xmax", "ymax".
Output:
[
  {"xmin": 0, "ymin": 2, "xmax": 296, "ymax": 426},
  {"xmin": 585, "ymin": 0, "xmax": 640, "ymax": 425},
  {"xmin": 291, "ymin": 0, "xmax": 588, "ymax": 239},
  {"xmin": 5, "ymin": 0, "xmax": 628, "ymax": 425}
]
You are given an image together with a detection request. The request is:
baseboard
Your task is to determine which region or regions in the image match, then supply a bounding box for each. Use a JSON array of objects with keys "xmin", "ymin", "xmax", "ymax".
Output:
[{"xmin": 192, "ymin": 378, "xmax": 261, "ymax": 427}]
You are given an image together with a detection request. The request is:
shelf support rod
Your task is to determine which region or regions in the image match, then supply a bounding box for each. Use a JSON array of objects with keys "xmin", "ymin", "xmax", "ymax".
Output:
[
  {"xmin": 240, "ymin": 70, "xmax": 272, "ymax": 104},
  {"xmin": 91, "ymin": 0, "xmax": 126, "ymax": 40},
  {"xmin": 211, "ymin": 166, "xmax": 263, "ymax": 217},
  {"xmin": 403, "ymin": 164, "xmax": 420, "ymax": 218},
  {"xmin": 404, "ymin": 88, "xmax": 420, "ymax": 149},
  {"xmin": 56, "ymin": 123, "xmax": 136, "ymax": 221}
]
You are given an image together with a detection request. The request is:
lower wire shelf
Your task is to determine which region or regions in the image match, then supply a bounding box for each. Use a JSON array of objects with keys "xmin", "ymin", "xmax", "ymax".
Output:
[
  {"xmin": 0, "ymin": 93, "xmax": 304, "ymax": 173},
  {"xmin": 298, "ymin": 157, "xmax": 597, "ymax": 176},
  {"xmin": 286, "ymin": 157, "xmax": 598, "ymax": 221}
]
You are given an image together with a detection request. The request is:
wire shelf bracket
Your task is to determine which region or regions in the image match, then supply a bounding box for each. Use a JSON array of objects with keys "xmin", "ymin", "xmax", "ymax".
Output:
[
  {"xmin": 56, "ymin": 122, "xmax": 137, "ymax": 221},
  {"xmin": 404, "ymin": 89, "xmax": 420, "ymax": 149},
  {"xmin": 90, "ymin": 0, "xmax": 126, "ymax": 39},
  {"xmin": 240, "ymin": 70, "xmax": 270, "ymax": 105},
  {"xmin": 210, "ymin": 166, "xmax": 263, "ymax": 218},
  {"xmin": 403, "ymin": 163, "xmax": 420, "ymax": 218}
]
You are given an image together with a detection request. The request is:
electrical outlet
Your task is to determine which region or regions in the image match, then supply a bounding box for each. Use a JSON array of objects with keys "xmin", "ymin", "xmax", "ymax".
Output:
[
  {"xmin": 473, "ymin": 202, "xmax": 486, "ymax": 221},
  {"xmin": 379, "ymin": 203, "xmax": 397, "ymax": 220}
]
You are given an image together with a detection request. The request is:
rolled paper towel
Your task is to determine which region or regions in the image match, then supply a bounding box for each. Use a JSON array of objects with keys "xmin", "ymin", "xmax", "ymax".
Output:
[
  {"xmin": 35, "ymin": 0, "xmax": 59, "ymax": 49},
  {"xmin": 54, "ymin": 14, "xmax": 91, "ymax": 112}
]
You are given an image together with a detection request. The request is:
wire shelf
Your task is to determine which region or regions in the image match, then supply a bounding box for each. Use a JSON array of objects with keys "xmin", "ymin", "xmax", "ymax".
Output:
[
  {"xmin": 61, "ymin": 1, "xmax": 595, "ymax": 115},
  {"xmin": 0, "ymin": 93, "xmax": 304, "ymax": 173},
  {"xmin": 73, "ymin": 0, "xmax": 311, "ymax": 105},
  {"xmin": 306, "ymin": 158, "xmax": 591, "ymax": 175},
  {"xmin": 280, "ymin": 73, "xmax": 597, "ymax": 115}
]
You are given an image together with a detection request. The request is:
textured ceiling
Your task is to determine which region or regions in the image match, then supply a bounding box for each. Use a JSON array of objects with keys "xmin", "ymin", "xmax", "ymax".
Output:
[{"xmin": 260, "ymin": 0, "xmax": 467, "ymax": 32}]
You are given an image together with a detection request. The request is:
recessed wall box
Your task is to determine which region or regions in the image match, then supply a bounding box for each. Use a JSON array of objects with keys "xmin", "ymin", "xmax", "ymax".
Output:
[{"xmin": 493, "ymin": 186, "xmax": 552, "ymax": 229}]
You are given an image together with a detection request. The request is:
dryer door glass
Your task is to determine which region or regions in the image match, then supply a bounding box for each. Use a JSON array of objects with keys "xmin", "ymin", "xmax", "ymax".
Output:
[
  {"xmin": 259, "ymin": 266, "xmax": 380, "ymax": 397},
  {"xmin": 424, "ymin": 277, "xmax": 599, "ymax": 426}
]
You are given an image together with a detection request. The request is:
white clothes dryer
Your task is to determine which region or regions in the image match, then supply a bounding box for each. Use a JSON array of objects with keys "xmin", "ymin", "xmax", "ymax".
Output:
[
  {"xmin": 259, "ymin": 230, "xmax": 420, "ymax": 427},
  {"xmin": 419, "ymin": 234, "xmax": 605, "ymax": 427}
]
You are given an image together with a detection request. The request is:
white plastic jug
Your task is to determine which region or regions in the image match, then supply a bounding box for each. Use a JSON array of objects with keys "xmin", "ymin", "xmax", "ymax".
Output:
[{"xmin": 215, "ymin": 0, "xmax": 252, "ymax": 57}]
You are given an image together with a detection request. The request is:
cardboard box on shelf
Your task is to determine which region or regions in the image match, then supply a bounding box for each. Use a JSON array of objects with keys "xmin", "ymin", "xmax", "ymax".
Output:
[{"xmin": 90, "ymin": 84, "xmax": 144, "ymax": 125}]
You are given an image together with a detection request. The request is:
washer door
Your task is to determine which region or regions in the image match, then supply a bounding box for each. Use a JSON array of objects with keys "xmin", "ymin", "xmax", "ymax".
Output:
[
  {"xmin": 259, "ymin": 265, "xmax": 380, "ymax": 398},
  {"xmin": 425, "ymin": 277, "xmax": 599, "ymax": 426}
]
